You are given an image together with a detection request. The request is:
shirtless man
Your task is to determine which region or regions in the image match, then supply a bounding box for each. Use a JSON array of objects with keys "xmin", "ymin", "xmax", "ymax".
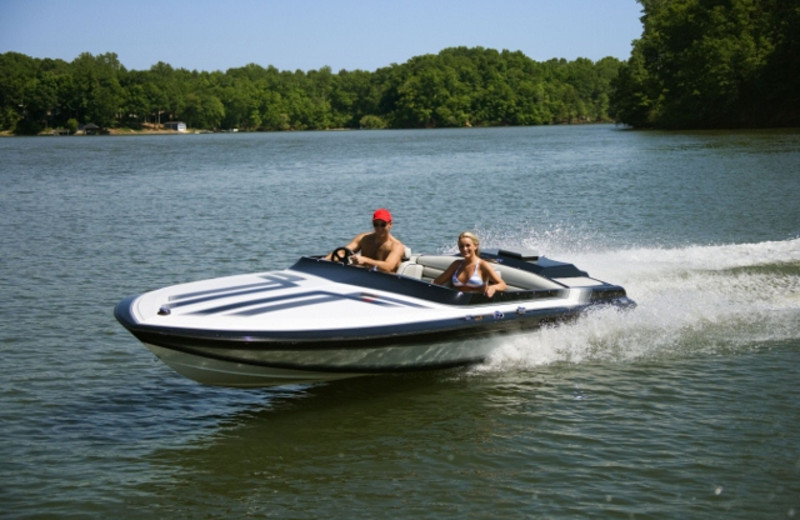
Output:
[{"xmin": 327, "ymin": 208, "xmax": 405, "ymax": 273}]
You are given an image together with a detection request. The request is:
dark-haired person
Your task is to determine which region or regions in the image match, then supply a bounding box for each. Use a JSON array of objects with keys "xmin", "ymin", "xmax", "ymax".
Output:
[{"xmin": 327, "ymin": 208, "xmax": 405, "ymax": 273}]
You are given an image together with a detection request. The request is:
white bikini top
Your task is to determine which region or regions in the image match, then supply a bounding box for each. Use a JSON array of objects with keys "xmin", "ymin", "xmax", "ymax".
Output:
[{"xmin": 451, "ymin": 260, "xmax": 484, "ymax": 288}]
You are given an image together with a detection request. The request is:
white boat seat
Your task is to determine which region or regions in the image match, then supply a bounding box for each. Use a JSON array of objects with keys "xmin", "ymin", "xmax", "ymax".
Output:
[
  {"xmin": 397, "ymin": 262, "xmax": 424, "ymax": 279},
  {"xmin": 396, "ymin": 247, "xmax": 423, "ymax": 278}
]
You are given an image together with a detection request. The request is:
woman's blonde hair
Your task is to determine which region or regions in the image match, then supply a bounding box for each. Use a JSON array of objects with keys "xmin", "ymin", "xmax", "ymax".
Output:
[{"xmin": 458, "ymin": 231, "xmax": 480, "ymax": 254}]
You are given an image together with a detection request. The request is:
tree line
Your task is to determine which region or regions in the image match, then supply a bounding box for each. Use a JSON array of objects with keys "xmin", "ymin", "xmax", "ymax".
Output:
[
  {"xmin": 0, "ymin": 47, "xmax": 622, "ymax": 134},
  {"xmin": 4, "ymin": 1, "xmax": 797, "ymax": 134},
  {"xmin": 611, "ymin": 0, "xmax": 800, "ymax": 129}
]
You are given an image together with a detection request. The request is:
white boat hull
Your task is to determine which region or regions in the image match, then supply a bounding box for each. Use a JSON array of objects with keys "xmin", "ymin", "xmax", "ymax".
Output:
[
  {"xmin": 145, "ymin": 344, "xmax": 361, "ymax": 387},
  {"xmin": 116, "ymin": 250, "xmax": 633, "ymax": 387}
]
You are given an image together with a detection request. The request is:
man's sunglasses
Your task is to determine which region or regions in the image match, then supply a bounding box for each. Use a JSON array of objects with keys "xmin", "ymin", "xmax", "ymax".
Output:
[{"xmin": 373, "ymin": 220, "xmax": 389, "ymax": 228}]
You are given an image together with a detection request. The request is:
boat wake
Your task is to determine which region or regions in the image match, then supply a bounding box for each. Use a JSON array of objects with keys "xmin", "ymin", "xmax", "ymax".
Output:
[{"xmin": 476, "ymin": 236, "xmax": 800, "ymax": 371}]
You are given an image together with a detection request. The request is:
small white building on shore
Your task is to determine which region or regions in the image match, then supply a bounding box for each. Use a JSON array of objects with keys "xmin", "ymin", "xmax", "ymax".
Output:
[{"xmin": 164, "ymin": 121, "xmax": 187, "ymax": 132}]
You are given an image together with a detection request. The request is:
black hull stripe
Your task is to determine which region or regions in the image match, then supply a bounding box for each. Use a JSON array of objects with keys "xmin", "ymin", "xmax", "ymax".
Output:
[
  {"xmin": 150, "ymin": 340, "xmax": 485, "ymax": 374},
  {"xmin": 166, "ymin": 282, "xmax": 292, "ymax": 310},
  {"xmin": 126, "ymin": 306, "xmax": 577, "ymax": 351},
  {"xmin": 234, "ymin": 294, "xmax": 342, "ymax": 315},
  {"xmin": 168, "ymin": 274, "xmax": 303, "ymax": 303},
  {"xmin": 189, "ymin": 290, "xmax": 430, "ymax": 316},
  {"xmin": 189, "ymin": 290, "xmax": 339, "ymax": 315},
  {"xmin": 169, "ymin": 280, "xmax": 279, "ymax": 302},
  {"xmin": 166, "ymin": 275, "xmax": 305, "ymax": 310}
]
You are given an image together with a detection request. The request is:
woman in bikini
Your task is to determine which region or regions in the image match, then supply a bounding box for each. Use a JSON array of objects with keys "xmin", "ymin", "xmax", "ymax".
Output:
[{"xmin": 433, "ymin": 231, "xmax": 507, "ymax": 298}]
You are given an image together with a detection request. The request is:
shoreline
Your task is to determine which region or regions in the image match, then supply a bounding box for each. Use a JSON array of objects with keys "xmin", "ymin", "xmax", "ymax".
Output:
[
  {"xmin": 1, "ymin": 121, "xmax": 615, "ymax": 137},
  {"xmin": 0, "ymin": 127, "xmax": 214, "ymax": 137}
]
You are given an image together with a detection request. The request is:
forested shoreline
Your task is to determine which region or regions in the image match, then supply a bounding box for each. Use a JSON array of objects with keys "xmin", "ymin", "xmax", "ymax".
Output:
[
  {"xmin": 0, "ymin": 48, "xmax": 621, "ymax": 135},
  {"xmin": 2, "ymin": 0, "xmax": 798, "ymax": 134},
  {"xmin": 612, "ymin": 0, "xmax": 800, "ymax": 129}
]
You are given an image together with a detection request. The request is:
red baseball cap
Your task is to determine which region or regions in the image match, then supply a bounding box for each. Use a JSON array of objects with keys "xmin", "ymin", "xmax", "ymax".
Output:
[{"xmin": 373, "ymin": 208, "xmax": 392, "ymax": 222}]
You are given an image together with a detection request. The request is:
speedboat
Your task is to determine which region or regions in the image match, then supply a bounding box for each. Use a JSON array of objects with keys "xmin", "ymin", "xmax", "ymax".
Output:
[{"xmin": 114, "ymin": 248, "xmax": 634, "ymax": 387}]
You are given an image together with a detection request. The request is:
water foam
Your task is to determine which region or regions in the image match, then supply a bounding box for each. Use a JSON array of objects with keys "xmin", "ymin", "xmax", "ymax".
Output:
[{"xmin": 477, "ymin": 236, "xmax": 800, "ymax": 372}]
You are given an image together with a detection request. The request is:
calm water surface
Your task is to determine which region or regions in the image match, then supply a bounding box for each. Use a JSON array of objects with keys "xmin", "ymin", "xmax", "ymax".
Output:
[{"xmin": 1, "ymin": 125, "xmax": 799, "ymax": 518}]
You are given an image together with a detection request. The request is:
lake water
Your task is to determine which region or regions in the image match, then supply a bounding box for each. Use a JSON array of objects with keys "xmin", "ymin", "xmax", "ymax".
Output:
[{"xmin": 1, "ymin": 125, "xmax": 799, "ymax": 518}]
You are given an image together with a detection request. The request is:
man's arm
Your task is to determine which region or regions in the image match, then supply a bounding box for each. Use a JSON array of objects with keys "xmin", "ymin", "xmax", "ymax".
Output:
[
  {"xmin": 325, "ymin": 233, "xmax": 365, "ymax": 261},
  {"xmin": 357, "ymin": 241, "xmax": 405, "ymax": 273}
]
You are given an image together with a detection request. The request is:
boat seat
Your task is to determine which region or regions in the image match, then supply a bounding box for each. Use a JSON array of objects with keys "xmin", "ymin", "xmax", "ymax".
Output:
[
  {"xmin": 493, "ymin": 265, "xmax": 564, "ymax": 291},
  {"xmin": 415, "ymin": 255, "xmax": 455, "ymax": 282},
  {"xmin": 396, "ymin": 248, "xmax": 424, "ymax": 279},
  {"xmin": 397, "ymin": 262, "xmax": 424, "ymax": 279}
]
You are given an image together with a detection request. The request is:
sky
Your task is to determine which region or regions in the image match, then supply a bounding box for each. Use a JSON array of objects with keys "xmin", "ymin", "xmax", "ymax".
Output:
[{"xmin": 0, "ymin": 0, "xmax": 643, "ymax": 72}]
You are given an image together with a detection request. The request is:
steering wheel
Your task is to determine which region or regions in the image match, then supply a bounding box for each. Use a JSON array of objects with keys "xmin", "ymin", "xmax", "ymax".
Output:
[{"xmin": 331, "ymin": 247, "xmax": 354, "ymax": 265}]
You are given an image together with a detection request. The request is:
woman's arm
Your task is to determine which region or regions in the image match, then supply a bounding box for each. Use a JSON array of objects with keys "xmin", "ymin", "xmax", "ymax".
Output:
[
  {"xmin": 480, "ymin": 261, "xmax": 507, "ymax": 297},
  {"xmin": 432, "ymin": 260, "xmax": 459, "ymax": 286}
]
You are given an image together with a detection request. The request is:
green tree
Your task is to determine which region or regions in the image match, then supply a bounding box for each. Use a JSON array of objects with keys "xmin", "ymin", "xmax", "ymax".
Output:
[
  {"xmin": 1, "ymin": 47, "xmax": 626, "ymax": 133},
  {"xmin": 71, "ymin": 52, "xmax": 125, "ymax": 127},
  {"xmin": 611, "ymin": 0, "xmax": 799, "ymax": 128}
]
